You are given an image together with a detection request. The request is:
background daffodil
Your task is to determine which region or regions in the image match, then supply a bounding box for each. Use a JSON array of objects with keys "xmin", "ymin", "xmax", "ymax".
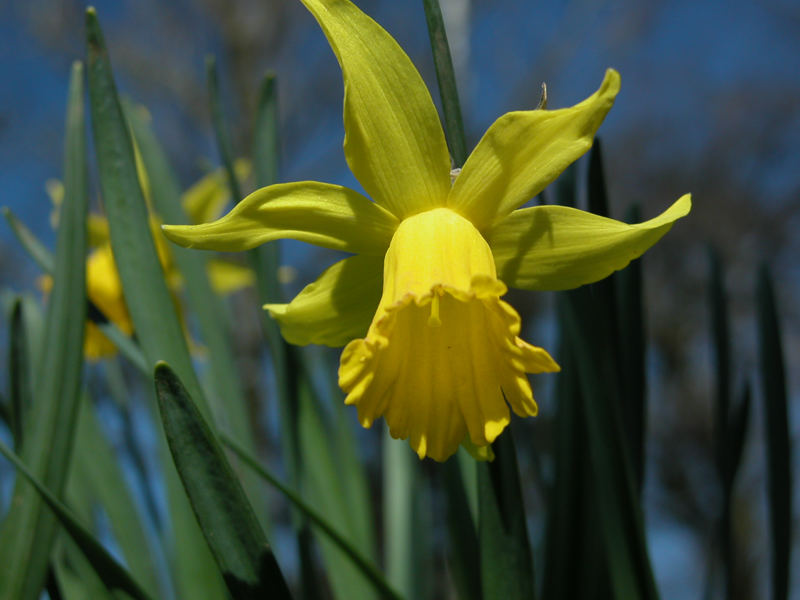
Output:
[
  {"xmin": 163, "ymin": 0, "xmax": 690, "ymax": 461},
  {"xmin": 41, "ymin": 163, "xmax": 254, "ymax": 360}
]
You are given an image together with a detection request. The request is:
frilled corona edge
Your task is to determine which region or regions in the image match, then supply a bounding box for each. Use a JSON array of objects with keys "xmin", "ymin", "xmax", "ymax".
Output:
[{"xmin": 338, "ymin": 208, "xmax": 559, "ymax": 461}]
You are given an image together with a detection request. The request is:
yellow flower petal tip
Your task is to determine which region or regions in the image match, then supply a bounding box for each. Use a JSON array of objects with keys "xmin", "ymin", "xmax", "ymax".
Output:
[{"xmin": 337, "ymin": 208, "xmax": 558, "ymax": 462}]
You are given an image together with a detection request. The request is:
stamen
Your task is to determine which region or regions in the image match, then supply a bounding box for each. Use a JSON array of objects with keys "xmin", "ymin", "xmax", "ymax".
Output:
[{"xmin": 428, "ymin": 292, "xmax": 441, "ymax": 327}]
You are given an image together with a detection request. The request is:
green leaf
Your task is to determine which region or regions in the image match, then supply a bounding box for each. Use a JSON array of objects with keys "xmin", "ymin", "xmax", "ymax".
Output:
[
  {"xmin": 296, "ymin": 380, "xmax": 377, "ymax": 600},
  {"xmin": 206, "ymin": 55, "xmax": 243, "ymax": 202},
  {"xmin": 756, "ymin": 265, "xmax": 791, "ymax": 600},
  {"xmin": 0, "ymin": 439, "xmax": 154, "ymax": 600},
  {"xmin": 125, "ymin": 102, "xmax": 265, "ymax": 527},
  {"xmin": 86, "ymin": 10, "xmax": 226, "ymax": 599},
  {"xmin": 383, "ymin": 429, "xmax": 416, "ymax": 598},
  {"xmin": 68, "ymin": 395, "xmax": 165, "ymax": 598},
  {"xmin": 52, "ymin": 536, "xmax": 115, "ymax": 600},
  {"xmin": 421, "ymin": 0, "xmax": 467, "ymax": 165},
  {"xmin": 708, "ymin": 246, "xmax": 735, "ymax": 598},
  {"xmin": 728, "ymin": 382, "xmax": 750, "ymax": 488},
  {"xmin": 0, "ymin": 60, "xmax": 88, "ymax": 600},
  {"xmin": 221, "ymin": 433, "xmax": 403, "ymax": 600},
  {"xmin": 615, "ymin": 203, "xmax": 647, "ymax": 492},
  {"xmin": 708, "ymin": 247, "xmax": 732, "ymax": 483},
  {"xmin": 478, "ymin": 429, "xmax": 536, "ymax": 600},
  {"xmin": 560, "ymin": 287, "xmax": 659, "ymax": 600},
  {"xmin": 2, "ymin": 207, "xmax": 55, "ymax": 273},
  {"xmin": 588, "ymin": 142, "xmax": 645, "ymax": 493},
  {"xmin": 7, "ymin": 298, "xmax": 31, "ymax": 448},
  {"xmin": 440, "ymin": 456, "xmax": 481, "ymax": 600},
  {"xmin": 86, "ymin": 7, "xmax": 204, "ymax": 410},
  {"xmin": 250, "ymin": 69, "xmax": 327, "ymax": 599},
  {"xmin": 154, "ymin": 362, "xmax": 292, "ymax": 600},
  {"xmin": 542, "ymin": 337, "xmax": 605, "ymax": 599}
]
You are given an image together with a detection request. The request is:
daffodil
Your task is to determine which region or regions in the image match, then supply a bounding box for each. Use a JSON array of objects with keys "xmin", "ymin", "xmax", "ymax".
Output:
[
  {"xmin": 162, "ymin": 0, "xmax": 690, "ymax": 461},
  {"xmin": 42, "ymin": 163, "xmax": 254, "ymax": 360}
]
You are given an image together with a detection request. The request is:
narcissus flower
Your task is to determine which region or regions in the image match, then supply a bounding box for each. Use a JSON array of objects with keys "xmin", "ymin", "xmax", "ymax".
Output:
[
  {"xmin": 162, "ymin": 0, "xmax": 690, "ymax": 461},
  {"xmin": 42, "ymin": 163, "xmax": 254, "ymax": 360}
]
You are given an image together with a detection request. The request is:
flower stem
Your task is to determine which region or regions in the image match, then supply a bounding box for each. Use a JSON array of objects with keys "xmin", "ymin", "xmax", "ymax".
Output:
[{"xmin": 422, "ymin": 0, "xmax": 468, "ymax": 166}]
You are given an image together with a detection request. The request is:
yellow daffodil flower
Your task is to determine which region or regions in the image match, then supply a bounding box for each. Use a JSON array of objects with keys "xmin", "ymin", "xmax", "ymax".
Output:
[
  {"xmin": 42, "ymin": 163, "xmax": 255, "ymax": 360},
  {"xmin": 163, "ymin": 0, "xmax": 690, "ymax": 461}
]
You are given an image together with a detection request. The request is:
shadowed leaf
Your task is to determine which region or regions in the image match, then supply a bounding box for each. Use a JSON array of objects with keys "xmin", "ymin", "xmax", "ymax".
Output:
[
  {"xmin": 756, "ymin": 265, "xmax": 791, "ymax": 600},
  {"xmin": 154, "ymin": 362, "xmax": 292, "ymax": 600}
]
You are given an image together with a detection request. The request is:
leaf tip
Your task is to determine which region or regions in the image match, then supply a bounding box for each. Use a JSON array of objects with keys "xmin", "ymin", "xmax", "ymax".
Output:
[{"xmin": 85, "ymin": 7, "xmax": 104, "ymax": 53}]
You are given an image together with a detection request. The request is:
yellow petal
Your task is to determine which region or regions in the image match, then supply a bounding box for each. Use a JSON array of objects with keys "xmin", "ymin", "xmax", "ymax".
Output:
[
  {"xmin": 206, "ymin": 259, "xmax": 254, "ymax": 295},
  {"xmin": 449, "ymin": 69, "xmax": 620, "ymax": 230},
  {"xmin": 82, "ymin": 244, "xmax": 135, "ymax": 360},
  {"xmin": 300, "ymin": 0, "xmax": 451, "ymax": 218},
  {"xmin": 87, "ymin": 214, "xmax": 110, "ymax": 247},
  {"xmin": 265, "ymin": 254, "xmax": 383, "ymax": 348},
  {"xmin": 162, "ymin": 181, "xmax": 398, "ymax": 255},
  {"xmin": 488, "ymin": 194, "xmax": 691, "ymax": 291},
  {"xmin": 86, "ymin": 245, "xmax": 134, "ymax": 334},
  {"xmin": 339, "ymin": 208, "xmax": 558, "ymax": 462}
]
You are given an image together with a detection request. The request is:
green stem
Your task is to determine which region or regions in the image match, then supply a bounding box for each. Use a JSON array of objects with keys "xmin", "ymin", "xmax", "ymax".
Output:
[
  {"xmin": 422, "ymin": 0, "xmax": 468, "ymax": 166},
  {"xmin": 206, "ymin": 56, "xmax": 243, "ymax": 202}
]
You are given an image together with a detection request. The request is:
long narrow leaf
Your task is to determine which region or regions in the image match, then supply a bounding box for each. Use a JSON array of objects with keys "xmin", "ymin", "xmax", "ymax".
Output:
[
  {"xmin": 221, "ymin": 433, "xmax": 403, "ymax": 600},
  {"xmin": 125, "ymin": 103, "xmax": 266, "ymax": 530},
  {"xmin": 154, "ymin": 362, "xmax": 292, "ymax": 600},
  {"xmin": 86, "ymin": 10, "xmax": 227, "ymax": 599},
  {"xmin": 542, "ymin": 338, "xmax": 602, "ymax": 599},
  {"xmin": 383, "ymin": 428, "xmax": 416, "ymax": 598},
  {"xmin": 0, "ymin": 60, "xmax": 88, "ymax": 600},
  {"xmin": 2, "ymin": 207, "xmax": 55, "ymax": 273},
  {"xmin": 756, "ymin": 265, "xmax": 792, "ymax": 600},
  {"xmin": 440, "ymin": 457, "xmax": 481, "ymax": 600},
  {"xmin": 561, "ymin": 288, "xmax": 659, "ymax": 600},
  {"xmin": 126, "ymin": 104, "xmax": 249, "ymax": 430},
  {"xmin": 8, "ymin": 298, "xmax": 31, "ymax": 448},
  {"xmin": 478, "ymin": 429, "xmax": 536, "ymax": 600},
  {"xmin": 0, "ymin": 440, "xmax": 153, "ymax": 600},
  {"xmin": 616, "ymin": 203, "xmax": 647, "ymax": 492},
  {"xmin": 68, "ymin": 395, "xmax": 166, "ymax": 598},
  {"xmin": 708, "ymin": 246, "xmax": 734, "ymax": 599}
]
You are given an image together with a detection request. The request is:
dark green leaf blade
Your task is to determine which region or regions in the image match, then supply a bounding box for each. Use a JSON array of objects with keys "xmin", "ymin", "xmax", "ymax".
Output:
[
  {"xmin": 154, "ymin": 362, "xmax": 292, "ymax": 600},
  {"xmin": 616, "ymin": 203, "xmax": 647, "ymax": 492},
  {"xmin": 756, "ymin": 265, "xmax": 792, "ymax": 600},
  {"xmin": 478, "ymin": 429, "xmax": 536, "ymax": 600},
  {"xmin": 0, "ymin": 60, "xmax": 88, "ymax": 600},
  {"xmin": 439, "ymin": 457, "xmax": 482, "ymax": 600},
  {"xmin": 221, "ymin": 433, "xmax": 402, "ymax": 600},
  {"xmin": 0, "ymin": 440, "xmax": 153, "ymax": 600},
  {"xmin": 542, "ymin": 338, "xmax": 603, "ymax": 600},
  {"xmin": 561, "ymin": 287, "xmax": 659, "ymax": 600},
  {"xmin": 8, "ymin": 298, "xmax": 32, "ymax": 447}
]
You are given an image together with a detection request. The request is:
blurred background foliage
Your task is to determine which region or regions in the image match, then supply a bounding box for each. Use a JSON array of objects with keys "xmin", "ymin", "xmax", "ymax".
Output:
[{"xmin": 0, "ymin": 0, "xmax": 797, "ymax": 598}]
